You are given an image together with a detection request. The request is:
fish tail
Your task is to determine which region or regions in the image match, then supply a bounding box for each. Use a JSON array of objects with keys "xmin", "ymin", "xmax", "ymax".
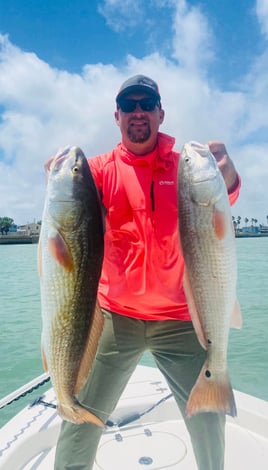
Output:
[
  {"xmin": 57, "ymin": 398, "xmax": 105, "ymax": 427},
  {"xmin": 186, "ymin": 362, "xmax": 237, "ymax": 418}
]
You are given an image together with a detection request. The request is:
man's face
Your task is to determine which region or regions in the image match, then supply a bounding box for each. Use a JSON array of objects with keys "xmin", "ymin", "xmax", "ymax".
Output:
[{"xmin": 114, "ymin": 93, "xmax": 165, "ymax": 154}]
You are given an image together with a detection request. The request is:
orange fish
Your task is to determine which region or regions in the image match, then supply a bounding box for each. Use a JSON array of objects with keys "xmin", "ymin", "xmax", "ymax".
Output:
[
  {"xmin": 178, "ymin": 142, "xmax": 242, "ymax": 418},
  {"xmin": 38, "ymin": 146, "xmax": 104, "ymax": 426}
]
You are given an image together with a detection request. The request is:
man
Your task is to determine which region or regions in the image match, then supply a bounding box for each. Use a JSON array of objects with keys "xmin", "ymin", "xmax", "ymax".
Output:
[{"xmin": 54, "ymin": 74, "xmax": 240, "ymax": 469}]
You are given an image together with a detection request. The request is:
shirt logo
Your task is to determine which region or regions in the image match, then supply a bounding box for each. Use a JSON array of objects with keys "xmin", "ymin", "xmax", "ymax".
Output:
[{"xmin": 159, "ymin": 180, "xmax": 175, "ymax": 185}]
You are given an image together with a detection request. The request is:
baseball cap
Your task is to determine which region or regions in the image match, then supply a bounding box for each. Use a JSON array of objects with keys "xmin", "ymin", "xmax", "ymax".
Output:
[{"xmin": 116, "ymin": 75, "xmax": 161, "ymax": 103}]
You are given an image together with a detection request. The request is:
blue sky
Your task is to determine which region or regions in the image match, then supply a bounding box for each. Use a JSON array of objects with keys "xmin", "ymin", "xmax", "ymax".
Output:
[
  {"xmin": 0, "ymin": 0, "xmax": 268, "ymax": 224},
  {"xmin": 0, "ymin": 1, "xmax": 262, "ymax": 84}
]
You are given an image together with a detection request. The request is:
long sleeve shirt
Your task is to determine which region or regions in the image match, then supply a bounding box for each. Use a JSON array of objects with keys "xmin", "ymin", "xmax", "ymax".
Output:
[{"xmin": 88, "ymin": 132, "xmax": 240, "ymax": 321}]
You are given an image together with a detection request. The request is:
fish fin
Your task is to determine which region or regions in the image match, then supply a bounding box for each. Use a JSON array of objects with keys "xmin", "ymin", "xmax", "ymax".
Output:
[
  {"xmin": 41, "ymin": 347, "xmax": 49, "ymax": 372},
  {"xmin": 213, "ymin": 207, "xmax": 227, "ymax": 240},
  {"xmin": 183, "ymin": 269, "xmax": 207, "ymax": 350},
  {"xmin": 48, "ymin": 230, "xmax": 74, "ymax": 272},
  {"xmin": 186, "ymin": 361, "xmax": 237, "ymax": 418},
  {"xmin": 57, "ymin": 398, "xmax": 105, "ymax": 427},
  {"xmin": 230, "ymin": 299, "xmax": 243, "ymax": 329},
  {"xmin": 74, "ymin": 302, "xmax": 104, "ymax": 394}
]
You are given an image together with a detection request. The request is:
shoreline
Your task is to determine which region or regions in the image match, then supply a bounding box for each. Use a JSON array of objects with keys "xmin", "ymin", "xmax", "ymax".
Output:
[
  {"xmin": 1, "ymin": 233, "xmax": 268, "ymax": 245},
  {"xmin": 0, "ymin": 235, "xmax": 39, "ymax": 245},
  {"xmin": 235, "ymin": 232, "xmax": 268, "ymax": 238}
]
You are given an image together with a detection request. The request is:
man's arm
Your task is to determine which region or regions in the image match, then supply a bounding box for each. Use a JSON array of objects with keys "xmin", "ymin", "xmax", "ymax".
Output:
[{"xmin": 208, "ymin": 141, "xmax": 239, "ymax": 194}]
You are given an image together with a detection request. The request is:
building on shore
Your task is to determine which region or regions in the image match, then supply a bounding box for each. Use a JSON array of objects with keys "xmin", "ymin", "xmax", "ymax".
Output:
[
  {"xmin": 235, "ymin": 224, "xmax": 268, "ymax": 238},
  {"xmin": 0, "ymin": 222, "xmax": 41, "ymax": 245},
  {"xmin": 17, "ymin": 222, "xmax": 41, "ymax": 237}
]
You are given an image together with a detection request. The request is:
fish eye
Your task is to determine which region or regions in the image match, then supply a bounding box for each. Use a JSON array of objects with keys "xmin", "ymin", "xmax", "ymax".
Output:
[{"xmin": 72, "ymin": 166, "xmax": 79, "ymax": 173}]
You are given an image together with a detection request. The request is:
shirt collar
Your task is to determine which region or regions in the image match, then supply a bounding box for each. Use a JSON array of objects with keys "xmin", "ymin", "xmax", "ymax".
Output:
[{"xmin": 117, "ymin": 132, "xmax": 176, "ymax": 168}]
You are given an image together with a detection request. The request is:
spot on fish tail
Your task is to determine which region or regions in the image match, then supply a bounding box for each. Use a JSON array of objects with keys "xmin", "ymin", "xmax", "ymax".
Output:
[
  {"xmin": 186, "ymin": 362, "xmax": 237, "ymax": 418},
  {"xmin": 213, "ymin": 207, "xmax": 227, "ymax": 240}
]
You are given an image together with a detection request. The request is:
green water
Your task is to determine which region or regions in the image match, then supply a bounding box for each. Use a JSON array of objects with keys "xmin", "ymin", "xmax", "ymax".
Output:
[{"xmin": 0, "ymin": 239, "xmax": 267, "ymax": 427}]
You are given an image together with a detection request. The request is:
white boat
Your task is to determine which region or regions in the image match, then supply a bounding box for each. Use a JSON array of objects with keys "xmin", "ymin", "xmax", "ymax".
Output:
[{"xmin": 0, "ymin": 365, "xmax": 268, "ymax": 470}]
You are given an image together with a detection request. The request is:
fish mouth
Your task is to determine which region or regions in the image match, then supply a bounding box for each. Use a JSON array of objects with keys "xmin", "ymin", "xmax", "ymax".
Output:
[
  {"xmin": 192, "ymin": 170, "xmax": 221, "ymax": 186},
  {"xmin": 192, "ymin": 171, "xmax": 218, "ymax": 184},
  {"xmin": 50, "ymin": 147, "xmax": 71, "ymax": 172},
  {"xmin": 188, "ymin": 141, "xmax": 209, "ymax": 156},
  {"xmin": 49, "ymin": 198, "xmax": 74, "ymax": 203},
  {"xmin": 183, "ymin": 142, "xmax": 219, "ymax": 183}
]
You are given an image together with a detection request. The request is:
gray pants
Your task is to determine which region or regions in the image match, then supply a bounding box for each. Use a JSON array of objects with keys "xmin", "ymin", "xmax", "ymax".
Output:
[{"xmin": 54, "ymin": 310, "xmax": 225, "ymax": 470}]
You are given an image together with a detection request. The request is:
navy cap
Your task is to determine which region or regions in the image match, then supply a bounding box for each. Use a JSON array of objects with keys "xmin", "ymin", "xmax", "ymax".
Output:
[{"xmin": 116, "ymin": 75, "xmax": 161, "ymax": 103}]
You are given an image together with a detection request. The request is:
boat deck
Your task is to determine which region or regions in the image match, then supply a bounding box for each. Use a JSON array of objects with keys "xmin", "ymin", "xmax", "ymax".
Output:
[{"xmin": 0, "ymin": 366, "xmax": 268, "ymax": 469}]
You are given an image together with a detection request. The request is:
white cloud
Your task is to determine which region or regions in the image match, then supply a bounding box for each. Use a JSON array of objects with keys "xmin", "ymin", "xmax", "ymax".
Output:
[
  {"xmin": 0, "ymin": 35, "xmax": 121, "ymax": 223},
  {"xmin": 0, "ymin": 0, "xmax": 268, "ymax": 225},
  {"xmin": 98, "ymin": 0, "xmax": 143, "ymax": 31},
  {"xmin": 171, "ymin": 0, "xmax": 214, "ymax": 71},
  {"xmin": 230, "ymin": 142, "xmax": 268, "ymax": 223},
  {"xmin": 235, "ymin": 48, "xmax": 268, "ymax": 143},
  {"xmin": 256, "ymin": 0, "xmax": 268, "ymax": 39}
]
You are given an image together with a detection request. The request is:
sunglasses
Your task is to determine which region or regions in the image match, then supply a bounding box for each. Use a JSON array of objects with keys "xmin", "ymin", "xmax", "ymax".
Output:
[{"xmin": 118, "ymin": 97, "xmax": 160, "ymax": 113}]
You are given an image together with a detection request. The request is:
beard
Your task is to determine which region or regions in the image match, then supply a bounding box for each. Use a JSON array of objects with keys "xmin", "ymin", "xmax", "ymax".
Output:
[{"xmin": 127, "ymin": 121, "xmax": 151, "ymax": 143}]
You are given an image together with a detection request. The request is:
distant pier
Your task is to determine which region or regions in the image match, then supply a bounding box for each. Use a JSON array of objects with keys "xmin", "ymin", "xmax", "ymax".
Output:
[
  {"xmin": 235, "ymin": 231, "xmax": 268, "ymax": 238},
  {"xmin": 0, "ymin": 235, "xmax": 39, "ymax": 245}
]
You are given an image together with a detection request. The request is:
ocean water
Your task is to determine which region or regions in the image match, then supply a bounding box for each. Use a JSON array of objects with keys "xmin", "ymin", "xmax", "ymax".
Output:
[{"xmin": 0, "ymin": 239, "xmax": 268, "ymax": 427}]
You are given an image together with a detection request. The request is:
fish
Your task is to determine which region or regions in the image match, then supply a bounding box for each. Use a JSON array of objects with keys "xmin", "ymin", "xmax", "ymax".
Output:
[
  {"xmin": 38, "ymin": 146, "xmax": 105, "ymax": 426},
  {"xmin": 178, "ymin": 141, "xmax": 242, "ymax": 418}
]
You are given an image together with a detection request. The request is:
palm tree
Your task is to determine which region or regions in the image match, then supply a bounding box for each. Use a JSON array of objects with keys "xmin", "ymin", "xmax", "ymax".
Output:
[
  {"xmin": 236, "ymin": 216, "xmax": 241, "ymax": 232},
  {"xmin": 232, "ymin": 216, "xmax": 237, "ymax": 234}
]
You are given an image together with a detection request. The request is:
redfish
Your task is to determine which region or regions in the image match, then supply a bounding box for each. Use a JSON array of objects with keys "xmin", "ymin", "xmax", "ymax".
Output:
[
  {"xmin": 38, "ymin": 146, "xmax": 104, "ymax": 426},
  {"xmin": 178, "ymin": 142, "xmax": 242, "ymax": 417}
]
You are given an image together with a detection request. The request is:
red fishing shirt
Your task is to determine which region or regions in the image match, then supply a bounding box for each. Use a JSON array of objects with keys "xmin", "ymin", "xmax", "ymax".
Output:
[{"xmin": 88, "ymin": 132, "xmax": 240, "ymax": 321}]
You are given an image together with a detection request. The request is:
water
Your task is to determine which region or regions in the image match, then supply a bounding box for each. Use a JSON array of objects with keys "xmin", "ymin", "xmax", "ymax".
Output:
[{"xmin": 0, "ymin": 239, "xmax": 268, "ymax": 427}]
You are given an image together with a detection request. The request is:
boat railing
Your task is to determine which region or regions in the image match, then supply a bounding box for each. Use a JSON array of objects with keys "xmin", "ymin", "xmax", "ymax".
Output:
[
  {"xmin": 0, "ymin": 371, "xmax": 174, "ymax": 429},
  {"xmin": 0, "ymin": 372, "xmax": 50, "ymax": 410}
]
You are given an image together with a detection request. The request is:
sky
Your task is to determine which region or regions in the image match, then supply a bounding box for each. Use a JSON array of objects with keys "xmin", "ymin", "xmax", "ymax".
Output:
[{"xmin": 0, "ymin": 0, "xmax": 268, "ymax": 225}]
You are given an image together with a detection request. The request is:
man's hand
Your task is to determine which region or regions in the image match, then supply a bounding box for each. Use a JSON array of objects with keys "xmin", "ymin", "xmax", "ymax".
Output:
[{"xmin": 208, "ymin": 141, "xmax": 239, "ymax": 193}]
